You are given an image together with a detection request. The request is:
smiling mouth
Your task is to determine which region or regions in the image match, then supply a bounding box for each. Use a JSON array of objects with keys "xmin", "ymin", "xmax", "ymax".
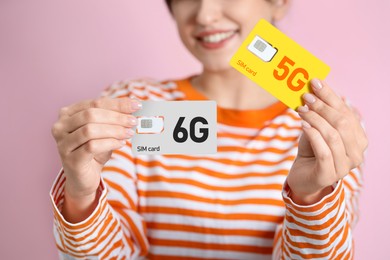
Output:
[{"xmin": 197, "ymin": 30, "xmax": 238, "ymax": 44}]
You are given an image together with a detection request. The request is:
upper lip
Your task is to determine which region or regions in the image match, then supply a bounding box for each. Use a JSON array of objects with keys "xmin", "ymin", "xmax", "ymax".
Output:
[{"xmin": 195, "ymin": 29, "xmax": 237, "ymax": 38}]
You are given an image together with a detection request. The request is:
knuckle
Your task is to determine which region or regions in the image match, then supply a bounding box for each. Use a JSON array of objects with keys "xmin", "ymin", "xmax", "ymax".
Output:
[
  {"xmin": 82, "ymin": 109, "xmax": 97, "ymax": 122},
  {"xmin": 51, "ymin": 123, "xmax": 60, "ymax": 138},
  {"xmin": 81, "ymin": 124, "xmax": 95, "ymax": 138},
  {"xmin": 91, "ymin": 98, "xmax": 105, "ymax": 108},
  {"xmin": 59, "ymin": 107, "xmax": 69, "ymax": 118},
  {"xmin": 326, "ymin": 130, "xmax": 340, "ymax": 144},
  {"xmin": 84, "ymin": 141, "xmax": 96, "ymax": 153},
  {"xmin": 318, "ymin": 150, "xmax": 332, "ymax": 162},
  {"xmin": 335, "ymin": 117, "xmax": 349, "ymax": 129}
]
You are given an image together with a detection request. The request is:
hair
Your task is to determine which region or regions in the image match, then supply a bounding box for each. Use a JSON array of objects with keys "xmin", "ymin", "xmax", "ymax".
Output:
[{"xmin": 165, "ymin": 0, "xmax": 172, "ymax": 11}]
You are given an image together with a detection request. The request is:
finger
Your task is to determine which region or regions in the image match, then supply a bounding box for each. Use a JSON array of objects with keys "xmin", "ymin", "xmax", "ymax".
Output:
[
  {"xmin": 296, "ymin": 126, "xmax": 314, "ymax": 158},
  {"xmin": 302, "ymin": 92, "xmax": 343, "ymax": 126},
  {"xmin": 309, "ymin": 80, "xmax": 367, "ymax": 168},
  {"xmin": 298, "ymin": 108, "xmax": 350, "ymax": 177},
  {"xmin": 60, "ymin": 97, "xmax": 142, "ymax": 118},
  {"xmin": 300, "ymin": 122, "xmax": 336, "ymax": 187},
  {"xmin": 59, "ymin": 124, "xmax": 134, "ymax": 154},
  {"xmin": 69, "ymin": 138, "xmax": 127, "ymax": 166},
  {"xmin": 302, "ymin": 93, "xmax": 357, "ymax": 155},
  {"xmin": 62, "ymin": 108, "xmax": 138, "ymax": 133},
  {"xmin": 302, "ymin": 92, "xmax": 365, "ymax": 169},
  {"xmin": 310, "ymin": 79, "xmax": 346, "ymax": 111}
]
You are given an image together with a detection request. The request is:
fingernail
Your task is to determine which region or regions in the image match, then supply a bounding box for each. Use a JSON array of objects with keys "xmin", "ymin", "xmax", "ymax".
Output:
[
  {"xmin": 126, "ymin": 128, "xmax": 135, "ymax": 137},
  {"xmin": 297, "ymin": 105, "xmax": 309, "ymax": 113},
  {"xmin": 120, "ymin": 140, "xmax": 127, "ymax": 146},
  {"xmin": 129, "ymin": 117, "xmax": 137, "ymax": 125},
  {"xmin": 131, "ymin": 101, "xmax": 142, "ymax": 110},
  {"xmin": 303, "ymin": 93, "xmax": 316, "ymax": 104},
  {"xmin": 311, "ymin": 79, "xmax": 323, "ymax": 91},
  {"xmin": 302, "ymin": 120, "xmax": 311, "ymax": 129}
]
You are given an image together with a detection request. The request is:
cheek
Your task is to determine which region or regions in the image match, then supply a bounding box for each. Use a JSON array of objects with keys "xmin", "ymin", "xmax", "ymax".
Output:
[
  {"xmin": 174, "ymin": 20, "xmax": 196, "ymax": 48},
  {"xmin": 176, "ymin": 25, "xmax": 194, "ymax": 49},
  {"xmin": 227, "ymin": 3, "xmax": 275, "ymax": 27},
  {"xmin": 172, "ymin": 14, "xmax": 192, "ymax": 42}
]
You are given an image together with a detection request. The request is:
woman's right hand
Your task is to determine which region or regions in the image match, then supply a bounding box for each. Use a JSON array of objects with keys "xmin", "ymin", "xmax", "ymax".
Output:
[{"xmin": 51, "ymin": 97, "xmax": 141, "ymax": 222}]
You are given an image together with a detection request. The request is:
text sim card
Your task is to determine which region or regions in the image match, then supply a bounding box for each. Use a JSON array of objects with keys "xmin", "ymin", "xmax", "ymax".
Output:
[
  {"xmin": 131, "ymin": 101, "xmax": 217, "ymax": 155},
  {"xmin": 230, "ymin": 19, "xmax": 331, "ymax": 110},
  {"xmin": 136, "ymin": 116, "xmax": 164, "ymax": 134}
]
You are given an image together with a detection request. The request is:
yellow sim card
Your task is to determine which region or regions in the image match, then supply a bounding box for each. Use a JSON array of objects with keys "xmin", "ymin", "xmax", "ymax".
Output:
[{"xmin": 230, "ymin": 19, "xmax": 331, "ymax": 110}]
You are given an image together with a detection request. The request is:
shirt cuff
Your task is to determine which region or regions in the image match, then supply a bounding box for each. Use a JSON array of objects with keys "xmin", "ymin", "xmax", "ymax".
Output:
[
  {"xmin": 282, "ymin": 180, "xmax": 344, "ymax": 220},
  {"xmin": 50, "ymin": 169, "xmax": 107, "ymax": 231}
]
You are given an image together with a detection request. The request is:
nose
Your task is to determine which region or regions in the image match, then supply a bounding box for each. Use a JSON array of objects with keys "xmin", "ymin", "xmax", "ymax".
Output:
[{"xmin": 195, "ymin": 0, "xmax": 222, "ymax": 26}]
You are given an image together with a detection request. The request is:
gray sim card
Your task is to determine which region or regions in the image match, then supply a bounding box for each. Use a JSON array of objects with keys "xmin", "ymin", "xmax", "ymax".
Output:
[{"xmin": 131, "ymin": 101, "xmax": 217, "ymax": 155}]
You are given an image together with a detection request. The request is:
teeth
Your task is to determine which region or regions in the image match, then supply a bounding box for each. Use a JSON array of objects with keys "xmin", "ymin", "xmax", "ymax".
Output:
[{"xmin": 201, "ymin": 31, "xmax": 235, "ymax": 43}]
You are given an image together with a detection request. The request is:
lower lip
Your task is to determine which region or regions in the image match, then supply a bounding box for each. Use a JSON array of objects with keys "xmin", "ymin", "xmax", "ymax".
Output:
[{"xmin": 198, "ymin": 32, "xmax": 237, "ymax": 50}]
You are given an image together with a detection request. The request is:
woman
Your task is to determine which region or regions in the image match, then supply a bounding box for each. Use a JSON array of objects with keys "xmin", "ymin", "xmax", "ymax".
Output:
[{"xmin": 50, "ymin": 0, "xmax": 367, "ymax": 259}]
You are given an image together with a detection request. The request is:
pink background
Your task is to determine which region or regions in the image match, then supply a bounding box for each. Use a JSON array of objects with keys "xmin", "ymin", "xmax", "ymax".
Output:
[{"xmin": 0, "ymin": 0, "xmax": 389, "ymax": 259}]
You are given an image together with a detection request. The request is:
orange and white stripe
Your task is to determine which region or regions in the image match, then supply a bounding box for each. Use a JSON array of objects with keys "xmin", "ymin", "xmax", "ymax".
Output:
[{"xmin": 50, "ymin": 77, "xmax": 362, "ymax": 259}]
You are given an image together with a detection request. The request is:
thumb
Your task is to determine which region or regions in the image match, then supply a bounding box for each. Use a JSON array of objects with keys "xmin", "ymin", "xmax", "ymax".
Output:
[{"xmin": 297, "ymin": 131, "xmax": 315, "ymax": 158}]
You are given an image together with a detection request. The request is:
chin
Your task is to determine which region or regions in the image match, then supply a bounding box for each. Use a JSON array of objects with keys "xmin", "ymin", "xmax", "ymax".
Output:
[
  {"xmin": 199, "ymin": 57, "xmax": 233, "ymax": 73},
  {"xmin": 203, "ymin": 64, "xmax": 231, "ymax": 73}
]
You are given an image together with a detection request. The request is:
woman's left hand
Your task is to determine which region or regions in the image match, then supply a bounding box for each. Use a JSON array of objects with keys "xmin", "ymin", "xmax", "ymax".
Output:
[{"xmin": 287, "ymin": 79, "xmax": 368, "ymax": 205}]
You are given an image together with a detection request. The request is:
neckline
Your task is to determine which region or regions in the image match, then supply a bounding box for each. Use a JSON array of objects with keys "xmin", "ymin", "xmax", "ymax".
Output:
[{"xmin": 175, "ymin": 76, "xmax": 288, "ymax": 128}]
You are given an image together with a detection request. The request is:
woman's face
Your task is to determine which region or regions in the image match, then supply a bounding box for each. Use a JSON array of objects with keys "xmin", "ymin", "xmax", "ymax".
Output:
[{"xmin": 171, "ymin": 0, "xmax": 289, "ymax": 72}]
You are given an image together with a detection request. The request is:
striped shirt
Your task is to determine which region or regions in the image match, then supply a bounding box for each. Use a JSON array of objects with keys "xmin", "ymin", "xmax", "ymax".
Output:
[{"xmin": 50, "ymin": 77, "xmax": 362, "ymax": 259}]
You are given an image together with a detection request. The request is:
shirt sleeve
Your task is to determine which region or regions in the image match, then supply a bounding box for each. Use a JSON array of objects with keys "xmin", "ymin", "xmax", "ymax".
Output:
[
  {"xmin": 50, "ymin": 143, "xmax": 149, "ymax": 259},
  {"xmin": 50, "ymin": 79, "xmax": 153, "ymax": 259},
  {"xmin": 272, "ymin": 166, "xmax": 363, "ymax": 259}
]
